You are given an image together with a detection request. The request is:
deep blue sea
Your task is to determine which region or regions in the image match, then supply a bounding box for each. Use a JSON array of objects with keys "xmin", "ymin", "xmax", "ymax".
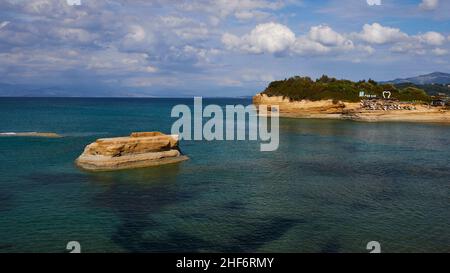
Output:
[{"xmin": 0, "ymin": 97, "xmax": 449, "ymax": 253}]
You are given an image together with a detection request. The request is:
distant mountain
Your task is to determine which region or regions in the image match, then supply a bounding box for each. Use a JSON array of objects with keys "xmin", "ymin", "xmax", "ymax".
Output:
[
  {"xmin": 385, "ymin": 72, "xmax": 450, "ymax": 85},
  {"xmin": 0, "ymin": 83, "xmax": 253, "ymax": 97},
  {"xmin": 0, "ymin": 83, "xmax": 129, "ymax": 97}
]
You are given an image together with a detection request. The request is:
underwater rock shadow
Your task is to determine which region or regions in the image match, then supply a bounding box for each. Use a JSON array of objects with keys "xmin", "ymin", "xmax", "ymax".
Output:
[
  {"xmin": 320, "ymin": 238, "xmax": 342, "ymax": 253},
  {"xmin": 86, "ymin": 165, "xmax": 305, "ymax": 253},
  {"xmin": 220, "ymin": 217, "xmax": 303, "ymax": 253},
  {"xmin": 90, "ymin": 171, "xmax": 203, "ymax": 252},
  {"xmin": 112, "ymin": 215, "xmax": 304, "ymax": 253},
  {"xmin": 24, "ymin": 172, "xmax": 89, "ymax": 186},
  {"xmin": 0, "ymin": 192, "xmax": 14, "ymax": 212}
]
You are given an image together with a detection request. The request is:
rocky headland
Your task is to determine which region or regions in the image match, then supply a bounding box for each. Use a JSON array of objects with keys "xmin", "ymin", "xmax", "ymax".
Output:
[
  {"xmin": 76, "ymin": 132, "xmax": 188, "ymax": 171},
  {"xmin": 253, "ymin": 94, "xmax": 450, "ymax": 123}
]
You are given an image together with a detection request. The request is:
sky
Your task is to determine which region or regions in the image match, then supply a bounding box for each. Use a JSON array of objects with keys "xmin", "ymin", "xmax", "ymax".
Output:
[{"xmin": 0, "ymin": 0, "xmax": 449, "ymax": 97}]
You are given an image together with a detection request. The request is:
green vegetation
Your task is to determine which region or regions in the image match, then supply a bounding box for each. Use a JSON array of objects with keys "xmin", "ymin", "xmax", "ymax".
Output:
[
  {"xmin": 262, "ymin": 75, "xmax": 431, "ymax": 103},
  {"xmin": 393, "ymin": 83, "xmax": 450, "ymax": 96}
]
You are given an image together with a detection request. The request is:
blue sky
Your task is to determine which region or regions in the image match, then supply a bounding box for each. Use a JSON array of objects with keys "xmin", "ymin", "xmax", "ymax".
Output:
[{"xmin": 0, "ymin": 0, "xmax": 449, "ymax": 96}]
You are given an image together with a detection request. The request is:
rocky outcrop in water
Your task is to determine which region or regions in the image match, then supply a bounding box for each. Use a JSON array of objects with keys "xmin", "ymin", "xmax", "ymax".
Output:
[{"xmin": 75, "ymin": 132, "xmax": 188, "ymax": 171}]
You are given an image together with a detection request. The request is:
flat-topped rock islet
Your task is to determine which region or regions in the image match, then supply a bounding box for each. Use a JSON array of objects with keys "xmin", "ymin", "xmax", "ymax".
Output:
[{"xmin": 75, "ymin": 132, "xmax": 188, "ymax": 171}]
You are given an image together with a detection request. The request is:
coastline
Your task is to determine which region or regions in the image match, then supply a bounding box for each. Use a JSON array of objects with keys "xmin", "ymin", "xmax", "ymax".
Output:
[{"xmin": 253, "ymin": 94, "xmax": 450, "ymax": 124}]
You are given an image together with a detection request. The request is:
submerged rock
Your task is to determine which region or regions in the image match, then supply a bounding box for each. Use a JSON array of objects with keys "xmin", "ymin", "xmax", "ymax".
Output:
[{"xmin": 75, "ymin": 132, "xmax": 188, "ymax": 171}]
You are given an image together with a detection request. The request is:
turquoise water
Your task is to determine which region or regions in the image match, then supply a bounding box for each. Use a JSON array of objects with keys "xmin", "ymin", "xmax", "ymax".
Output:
[{"xmin": 0, "ymin": 97, "xmax": 449, "ymax": 253}]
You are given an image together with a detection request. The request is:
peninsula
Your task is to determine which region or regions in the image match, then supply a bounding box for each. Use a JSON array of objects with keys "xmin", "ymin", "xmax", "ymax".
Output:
[
  {"xmin": 253, "ymin": 76, "xmax": 450, "ymax": 123},
  {"xmin": 75, "ymin": 132, "xmax": 188, "ymax": 171}
]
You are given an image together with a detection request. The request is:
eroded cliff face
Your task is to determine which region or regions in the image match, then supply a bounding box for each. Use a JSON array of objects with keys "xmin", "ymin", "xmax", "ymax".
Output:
[
  {"xmin": 76, "ymin": 132, "xmax": 188, "ymax": 171},
  {"xmin": 253, "ymin": 94, "xmax": 360, "ymax": 117}
]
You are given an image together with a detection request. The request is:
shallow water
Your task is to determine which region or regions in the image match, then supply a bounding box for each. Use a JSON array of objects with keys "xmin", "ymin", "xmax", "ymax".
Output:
[{"xmin": 0, "ymin": 97, "xmax": 449, "ymax": 253}]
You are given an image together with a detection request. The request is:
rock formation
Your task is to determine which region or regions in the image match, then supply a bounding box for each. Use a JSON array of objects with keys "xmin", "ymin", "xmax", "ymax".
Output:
[
  {"xmin": 253, "ymin": 93, "xmax": 360, "ymax": 117},
  {"xmin": 253, "ymin": 93, "xmax": 450, "ymax": 123},
  {"xmin": 75, "ymin": 132, "xmax": 188, "ymax": 171}
]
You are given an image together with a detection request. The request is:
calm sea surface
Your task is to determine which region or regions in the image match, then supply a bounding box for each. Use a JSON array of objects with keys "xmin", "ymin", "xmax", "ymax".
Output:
[{"xmin": 0, "ymin": 97, "xmax": 448, "ymax": 253}]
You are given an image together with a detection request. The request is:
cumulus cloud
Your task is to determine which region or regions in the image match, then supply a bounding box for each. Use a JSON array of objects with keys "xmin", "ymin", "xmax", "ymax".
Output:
[
  {"xmin": 416, "ymin": 31, "xmax": 446, "ymax": 46},
  {"xmin": 222, "ymin": 22, "xmax": 296, "ymax": 54},
  {"xmin": 308, "ymin": 25, "xmax": 353, "ymax": 49},
  {"xmin": 223, "ymin": 20, "xmax": 449, "ymax": 60},
  {"xmin": 223, "ymin": 23, "xmax": 365, "ymax": 56},
  {"xmin": 291, "ymin": 36, "xmax": 331, "ymax": 55},
  {"xmin": 389, "ymin": 30, "xmax": 447, "ymax": 55},
  {"xmin": 358, "ymin": 23, "xmax": 408, "ymax": 44},
  {"xmin": 419, "ymin": 0, "xmax": 439, "ymax": 10}
]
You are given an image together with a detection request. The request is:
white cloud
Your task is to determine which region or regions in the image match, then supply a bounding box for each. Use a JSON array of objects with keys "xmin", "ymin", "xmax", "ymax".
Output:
[
  {"xmin": 177, "ymin": 0, "xmax": 286, "ymax": 22},
  {"xmin": 0, "ymin": 21, "xmax": 10, "ymax": 30},
  {"xmin": 160, "ymin": 15, "xmax": 209, "ymax": 41},
  {"xmin": 358, "ymin": 23, "xmax": 408, "ymax": 44},
  {"xmin": 308, "ymin": 25, "xmax": 353, "ymax": 49},
  {"xmin": 181, "ymin": 45, "xmax": 221, "ymax": 64},
  {"xmin": 389, "ymin": 30, "xmax": 447, "ymax": 55},
  {"xmin": 222, "ymin": 22, "xmax": 296, "ymax": 54},
  {"xmin": 125, "ymin": 25, "xmax": 146, "ymax": 42},
  {"xmin": 234, "ymin": 10, "xmax": 270, "ymax": 21},
  {"xmin": 291, "ymin": 36, "xmax": 331, "ymax": 55},
  {"xmin": 419, "ymin": 0, "xmax": 439, "ymax": 10},
  {"xmin": 160, "ymin": 15, "xmax": 192, "ymax": 28},
  {"xmin": 366, "ymin": 0, "xmax": 381, "ymax": 6},
  {"xmin": 222, "ymin": 21, "xmax": 448, "ymax": 60},
  {"xmin": 144, "ymin": 65, "xmax": 158, "ymax": 73},
  {"xmin": 432, "ymin": 48, "xmax": 448, "ymax": 56},
  {"xmin": 357, "ymin": 45, "xmax": 375, "ymax": 54},
  {"xmin": 52, "ymin": 27, "xmax": 97, "ymax": 44},
  {"xmin": 416, "ymin": 31, "xmax": 446, "ymax": 46},
  {"xmin": 390, "ymin": 42, "xmax": 426, "ymax": 55},
  {"xmin": 223, "ymin": 23, "xmax": 365, "ymax": 56}
]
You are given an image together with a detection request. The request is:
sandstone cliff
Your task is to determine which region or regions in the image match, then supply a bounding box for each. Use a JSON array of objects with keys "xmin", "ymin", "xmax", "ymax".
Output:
[
  {"xmin": 253, "ymin": 93, "xmax": 450, "ymax": 123},
  {"xmin": 253, "ymin": 93, "xmax": 360, "ymax": 118},
  {"xmin": 75, "ymin": 132, "xmax": 188, "ymax": 171}
]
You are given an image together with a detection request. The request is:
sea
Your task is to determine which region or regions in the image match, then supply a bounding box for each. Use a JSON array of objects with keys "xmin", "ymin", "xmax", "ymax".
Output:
[{"xmin": 0, "ymin": 97, "xmax": 448, "ymax": 253}]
